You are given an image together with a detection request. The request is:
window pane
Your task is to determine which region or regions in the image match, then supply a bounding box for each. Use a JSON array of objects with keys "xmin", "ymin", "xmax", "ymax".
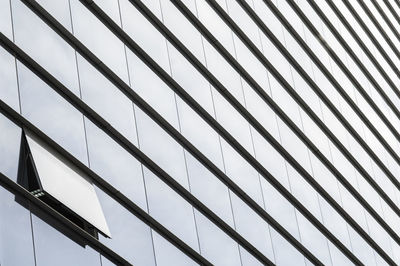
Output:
[
  {"xmin": 0, "ymin": 113, "xmax": 21, "ymax": 182},
  {"xmin": 31, "ymin": 210, "xmax": 101, "ymax": 266},
  {"xmin": 0, "ymin": 186, "xmax": 35, "ymax": 265}
]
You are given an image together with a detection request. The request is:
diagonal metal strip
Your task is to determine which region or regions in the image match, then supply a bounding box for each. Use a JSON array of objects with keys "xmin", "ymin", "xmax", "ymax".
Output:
[
  {"xmin": 83, "ymin": 0, "xmax": 378, "ymax": 264},
  {"xmin": 383, "ymin": 0, "xmax": 400, "ymax": 32},
  {"xmin": 0, "ymin": 171, "xmax": 132, "ymax": 265},
  {"xmin": 308, "ymin": 0, "xmax": 400, "ymax": 135},
  {"xmin": 169, "ymin": 0, "xmax": 396, "ymax": 264},
  {"xmin": 85, "ymin": 0, "xmax": 395, "ymax": 263},
  {"xmin": 0, "ymin": 28, "xmax": 273, "ymax": 265},
  {"xmin": 239, "ymin": 0, "xmax": 400, "ymax": 255},
  {"xmin": 355, "ymin": 0, "xmax": 400, "ymax": 79},
  {"xmin": 370, "ymin": 0, "xmax": 400, "ymax": 74},
  {"xmin": 18, "ymin": 0, "xmax": 331, "ymax": 263},
  {"xmin": 287, "ymin": 0, "xmax": 400, "ymax": 188},
  {"xmin": 0, "ymin": 98, "xmax": 213, "ymax": 265}
]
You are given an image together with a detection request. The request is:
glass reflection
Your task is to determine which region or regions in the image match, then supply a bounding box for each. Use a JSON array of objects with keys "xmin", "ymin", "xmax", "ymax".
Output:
[
  {"xmin": 85, "ymin": 119, "xmax": 147, "ymax": 211},
  {"xmin": 143, "ymin": 167, "xmax": 200, "ymax": 252},
  {"xmin": 11, "ymin": 0, "xmax": 81, "ymax": 96},
  {"xmin": 0, "ymin": 47, "xmax": 19, "ymax": 111},
  {"xmin": 31, "ymin": 209, "xmax": 101, "ymax": 266},
  {"xmin": 0, "ymin": 186, "xmax": 35, "ymax": 266},
  {"xmin": 96, "ymin": 187, "xmax": 156, "ymax": 266},
  {"xmin": 195, "ymin": 210, "xmax": 241, "ymax": 266},
  {"xmin": 0, "ymin": 0, "xmax": 13, "ymax": 39},
  {"xmin": 70, "ymin": 0, "xmax": 129, "ymax": 83},
  {"xmin": 152, "ymin": 230, "xmax": 198, "ymax": 266},
  {"xmin": 36, "ymin": 0, "xmax": 73, "ymax": 31},
  {"xmin": 0, "ymin": 113, "xmax": 21, "ymax": 182},
  {"xmin": 77, "ymin": 54, "xmax": 137, "ymax": 143},
  {"xmin": 17, "ymin": 62, "xmax": 88, "ymax": 164}
]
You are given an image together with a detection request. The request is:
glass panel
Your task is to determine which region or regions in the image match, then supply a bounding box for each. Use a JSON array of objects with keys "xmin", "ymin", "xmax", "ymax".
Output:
[
  {"xmin": 85, "ymin": 119, "xmax": 147, "ymax": 211},
  {"xmin": 36, "ymin": 0, "xmax": 73, "ymax": 31},
  {"xmin": 194, "ymin": 210, "xmax": 242, "ymax": 266},
  {"xmin": 143, "ymin": 167, "xmax": 199, "ymax": 252},
  {"xmin": 126, "ymin": 49, "xmax": 180, "ymax": 129},
  {"xmin": 0, "ymin": 0, "xmax": 13, "ymax": 39},
  {"xmin": 152, "ymin": 230, "xmax": 198, "ymax": 266},
  {"xmin": 0, "ymin": 185, "xmax": 35, "ymax": 265},
  {"xmin": 270, "ymin": 227, "xmax": 306, "ymax": 266},
  {"xmin": 31, "ymin": 210, "xmax": 101, "ymax": 266},
  {"xmin": 230, "ymin": 193, "xmax": 275, "ymax": 263},
  {"xmin": 0, "ymin": 46, "xmax": 19, "ymax": 111},
  {"xmin": 96, "ymin": 187, "xmax": 156, "ymax": 266},
  {"xmin": 185, "ymin": 152, "xmax": 234, "ymax": 226},
  {"xmin": 77, "ymin": 54, "xmax": 137, "ymax": 143},
  {"xmin": 119, "ymin": 0, "xmax": 171, "ymax": 72},
  {"xmin": 92, "ymin": 0, "xmax": 121, "ymax": 25},
  {"xmin": 17, "ymin": 62, "xmax": 88, "ymax": 164},
  {"xmin": 0, "ymin": 113, "xmax": 22, "ymax": 182},
  {"xmin": 11, "ymin": 0, "xmax": 81, "ymax": 95},
  {"xmin": 135, "ymin": 108, "xmax": 188, "ymax": 188},
  {"xmin": 70, "ymin": 0, "xmax": 129, "ymax": 84}
]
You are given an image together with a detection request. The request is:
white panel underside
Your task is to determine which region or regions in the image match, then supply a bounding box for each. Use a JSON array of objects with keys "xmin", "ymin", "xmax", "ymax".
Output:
[{"xmin": 25, "ymin": 131, "xmax": 111, "ymax": 237}]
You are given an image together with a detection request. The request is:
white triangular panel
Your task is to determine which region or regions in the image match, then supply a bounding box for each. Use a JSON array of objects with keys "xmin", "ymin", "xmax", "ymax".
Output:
[{"xmin": 25, "ymin": 131, "xmax": 111, "ymax": 238}]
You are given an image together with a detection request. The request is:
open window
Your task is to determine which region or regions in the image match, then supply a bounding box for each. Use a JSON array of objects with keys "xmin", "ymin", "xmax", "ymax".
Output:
[{"xmin": 17, "ymin": 130, "xmax": 111, "ymax": 240}]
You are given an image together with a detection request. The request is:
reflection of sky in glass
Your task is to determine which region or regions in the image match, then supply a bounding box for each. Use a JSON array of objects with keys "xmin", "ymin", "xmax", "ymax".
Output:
[
  {"xmin": 0, "ymin": 186, "xmax": 35, "ymax": 266},
  {"xmin": 17, "ymin": 62, "xmax": 88, "ymax": 164},
  {"xmin": 1, "ymin": 0, "xmax": 400, "ymax": 264},
  {"xmin": 96, "ymin": 187, "xmax": 156, "ymax": 266},
  {"xmin": 0, "ymin": 113, "xmax": 21, "ymax": 182},
  {"xmin": 0, "ymin": 47, "xmax": 19, "ymax": 112},
  {"xmin": 32, "ymin": 212, "xmax": 101, "ymax": 266},
  {"xmin": 0, "ymin": 0, "xmax": 13, "ymax": 39},
  {"xmin": 11, "ymin": 0, "xmax": 81, "ymax": 96},
  {"xmin": 70, "ymin": 0, "xmax": 130, "ymax": 83},
  {"xmin": 85, "ymin": 119, "xmax": 148, "ymax": 210}
]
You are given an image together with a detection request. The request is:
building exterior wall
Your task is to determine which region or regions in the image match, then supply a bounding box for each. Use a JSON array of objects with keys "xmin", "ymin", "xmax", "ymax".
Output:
[{"xmin": 1, "ymin": 0, "xmax": 400, "ymax": 265}]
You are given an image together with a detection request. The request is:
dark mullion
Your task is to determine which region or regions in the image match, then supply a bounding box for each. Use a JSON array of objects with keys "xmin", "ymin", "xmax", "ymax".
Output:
[
  {"xmin": 0, "ymin": 172, "xmax": 131, "ymax": 266},
  {"xmin": 169, "ymin": 0, "xmax": 394, "ymax": 264},
  {"xmin": 299, "ymin": 0, "xmax": 400, "ymax": 196},
  {"xmin": 0, "ymin": 33, "xmax": 232, "ymax": 266},
  {"xmin": 303, "ymin": 0, "xmax": 400, "ymax": 189},
  {"xmin": 240, "ymin": 0, "xmax": 400, "ymax": 253},
  {"xmin": 243, "ymin": 0, "xmax": 400, "ymax": 217},
  {"xmin": 296, "ymin": 0, "xmax": 400, "ymax": 145},
  {"xmin": 16, "ymin": 0, "xmax": 327, "ymax": 264},
  {"xmin": 336, "ymin": 0, "xmax": 400, "ymax": 100},
  {"xmin": 0, "ymin": 8, "xmax": 278, "ymax": 263},
  {"xmin": 0, "ymin": 95, "xmax": 213, "ymax": 265},
  {"xmin": 383, "ymin": 0, "xmax": 400, "ymax": 29},
  {"xmin": 371, "ymin": 0, "xmax": 400, "ymax": 57},
  {"xmin": 18, "ymin": 0, "xmax": 321, "ymax": 264},
  {"xmin": 355, "ymin": 0, "xmax": 400, "ymax": 83},
  {"xmin": 83, "ymin": 0, "xmax": 365, "ymax": 264},
  {"xmin": 324, "ymin": 0, "xmax": 400, "ymax": 118}
]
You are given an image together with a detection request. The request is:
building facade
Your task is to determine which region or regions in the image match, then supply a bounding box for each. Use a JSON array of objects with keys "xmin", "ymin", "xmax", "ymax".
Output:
[{"xmin": 1, "ymin": 0, "xmax": 400, "ymax": 265}]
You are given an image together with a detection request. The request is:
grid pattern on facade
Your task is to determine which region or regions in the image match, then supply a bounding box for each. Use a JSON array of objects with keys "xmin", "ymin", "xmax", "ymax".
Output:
[{"xmin": 1, "ymin": 0, "xmax": 400, "ymax": 265}]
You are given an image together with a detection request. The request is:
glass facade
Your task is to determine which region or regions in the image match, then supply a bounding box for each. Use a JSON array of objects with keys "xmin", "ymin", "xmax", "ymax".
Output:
[{"xmin": 1, "ymin": 0, "xmax": 400, "ymax": 265}]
